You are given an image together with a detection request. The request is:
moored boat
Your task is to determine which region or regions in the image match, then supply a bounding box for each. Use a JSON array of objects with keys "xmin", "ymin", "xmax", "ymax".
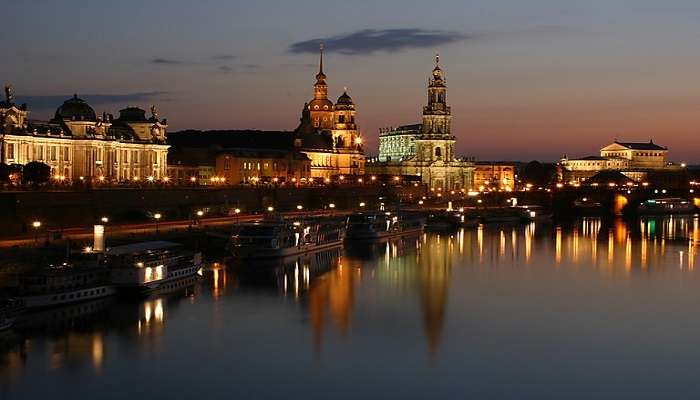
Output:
[
  {"xmin": 638, "ymin": 198, "xmax": 695, "ymax": 215},
  {"xmin": 11, "ymin": 263, "xmax": 116, "ymax": 309},
  {"xmin": 229, "ymin": 217, "xmax": 345, "ymax": 259},
  {"xmin": 345, "ymin": 211, "xmax": 424, "ymax": 241},
  {"xmin": 108, "ymin": 241, "xmax": 203, "ymax": 294}
]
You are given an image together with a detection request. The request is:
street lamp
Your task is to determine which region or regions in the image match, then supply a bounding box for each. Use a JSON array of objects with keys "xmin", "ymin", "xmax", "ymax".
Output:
[
  {"xmin": 297, "ymin": 204, "xmax": 303, "ymax": 211},
  {"xmin": 359, "ymin": 202, "xmax": 366, "ymax": 208},
  {"xmin": 267, "ymin": 206, "xmax": 274, "ymax": 212},
  {"xmin": 196, "ymin": 210, "xmax": 204, "ymax": 217},
  {"xmin": 329, "ymin": 203, "xmax": 336, "ymax": 209},
  {"xmin": 100, "ymin": 217, "xmax": 109, "ymax": 223},
  {"xmin": 32, "ymin": 220, "xmax": 41, "ymax": 244},
  {"xmin": 154, "ymin": 213, "xmax": 162, "ymax": 234}
]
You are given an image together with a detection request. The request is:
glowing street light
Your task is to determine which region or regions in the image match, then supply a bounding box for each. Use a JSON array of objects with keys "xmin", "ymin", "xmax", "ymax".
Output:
[
  {"xmin": 359, "ymin": 202, "xmax": 366, "ymax": 208},
  {"xmin": 153, "ymin": 213, "xmax": 162, "ymax": 234},
  {"xmin": 297, "ymin": 205, "xmax": 303, "ymax": 211},
  {"xmin": 329, "ymin": 203, "xmax": 336, "ymax": 209},
  {"xmin": 147, "ymin": 176, "xmax": 154, "ymax": 182},
  {"xmin": 196, "ymin": 210, "xmax": 204, "ymax": 217},
  {"xmin": 32, "ymin": 220, "xmax": 42, "ymax": 244},
  {"xmin": 101, "ymin": 217, "xmax": 109, "ymax": 223},
  {"xmin": 267, "ymin": 206, "xmax": 275, "ymax": 212}
]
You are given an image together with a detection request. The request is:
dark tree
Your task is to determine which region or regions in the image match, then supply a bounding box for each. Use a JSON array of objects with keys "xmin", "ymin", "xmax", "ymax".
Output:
[
  {"xmin": 0, "ymin": 163, "xmax": 10, "ymax": 183},
  {"xmin": 22, "ymin": 161, "xmax": 51, "ymax": 185},
  {"xmin": 520, "ymin": 161, "xmax": 557, "ymax": 186}
]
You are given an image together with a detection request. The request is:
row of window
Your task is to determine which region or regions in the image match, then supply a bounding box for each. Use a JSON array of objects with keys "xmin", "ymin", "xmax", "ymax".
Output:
[{"xmin": 50, "ymin": 287, "xmax": 109, "ymax": 302}]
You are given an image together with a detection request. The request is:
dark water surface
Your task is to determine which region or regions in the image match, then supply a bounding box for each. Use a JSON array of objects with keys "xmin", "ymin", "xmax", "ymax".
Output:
[{"xmin": 3, "ymin": 217, "xmax": 700, "ymax": 399}]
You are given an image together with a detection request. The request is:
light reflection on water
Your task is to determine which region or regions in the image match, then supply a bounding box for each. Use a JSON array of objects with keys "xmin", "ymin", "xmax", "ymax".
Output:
[{"xmin": 2, "ymin": 216, "xmax": 700, "ymax": 399}]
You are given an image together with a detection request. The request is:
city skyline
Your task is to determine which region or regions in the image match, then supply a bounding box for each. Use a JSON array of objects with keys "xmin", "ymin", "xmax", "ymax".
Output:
[{"xmin": 4, "ymin": 1, "xmax": 700, "ymax": 162}]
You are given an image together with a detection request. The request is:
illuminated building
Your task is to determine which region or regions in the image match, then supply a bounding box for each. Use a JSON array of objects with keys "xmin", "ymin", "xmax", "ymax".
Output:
[
  {"xmin": 559, "ymin": 140, "xmax": 683, "ymax": 183},
  {"xmin": 0, "ymin": 86, "xmax": 169, "ymax": 182},
  {"xmin": 167, "ymin": 45, "xmax": 365, "ymax": 181},
  {"xmin": 294, "ymin": 44, "xmax": 365, "ymax": 178},
  {"xmin": 215, "ymin": 148, "xmax": 311, "ymax": 184},
  {"xmin": 367, "ymin": 56, "xmax": 474, "ymax": 191},
  {"xmin": 473, "ymin": 162, "xmax": 516, "ymax": 191}
]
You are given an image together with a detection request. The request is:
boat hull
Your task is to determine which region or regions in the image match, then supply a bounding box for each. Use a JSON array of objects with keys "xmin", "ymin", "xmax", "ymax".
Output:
[
  {"xmin": 18, "ymin": 285, "xmax": 117, "ymax": 309},
  {"xmin": 232, "ymin": 239, "xmax": 344, "ymax": 259}
]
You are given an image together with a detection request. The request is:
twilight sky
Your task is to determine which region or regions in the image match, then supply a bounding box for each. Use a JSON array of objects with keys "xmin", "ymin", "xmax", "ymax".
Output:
[{"xmin": 3, "ymin": 0, "xmax": 700, "ymax": 162}]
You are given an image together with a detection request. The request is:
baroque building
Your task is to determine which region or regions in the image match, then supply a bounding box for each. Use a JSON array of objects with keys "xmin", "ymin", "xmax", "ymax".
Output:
[
  {"xmin": 295, "ymin": 44, "xmax": 365, "ymax": 178},
  {"xmin": 0, "ymin": 86, "xmax": 169, "ymax": 182},
  {"xmin": 367, "ymin": 56, "xmax": 474, "ymax": 191}
]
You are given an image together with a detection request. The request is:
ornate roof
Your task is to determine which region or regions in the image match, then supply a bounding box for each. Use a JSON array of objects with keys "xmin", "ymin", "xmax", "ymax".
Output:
[{"xmin": 53, "ymin": 95, "xmax": 97, "ymax": 122}]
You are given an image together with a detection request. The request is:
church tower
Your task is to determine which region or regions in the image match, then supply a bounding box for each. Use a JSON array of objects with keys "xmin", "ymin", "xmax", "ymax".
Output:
[
  {"xmin": 417, "ymin": 55, "xmax": 455, "ymax": 163},
  {"xmin": 332, "ymin": 88, "xmax": 358, "ymax": 149},
  {"xmin": 308, "ymin": 43, "xmax": 334, "ymax": 130},
  {"xmin": 422, "ymin": 54, "xmax": 452, "ymax": 136}
]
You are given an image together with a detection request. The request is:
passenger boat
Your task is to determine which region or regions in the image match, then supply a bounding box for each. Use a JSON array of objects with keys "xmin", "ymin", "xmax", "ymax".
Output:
[
  {"xmin": 11, "ymin": 263, "xmax": 116, "ymax": 309},
  {"xmin": 345, "ymin": 211, "xmax": 424, "ymax": 241},
  {"xmin": 638, "ymin": 198, "xmax": 696, "ymax": 215},
  {"xmin": 476, "ymin": 207, "xmax": 525, "ymax": 224},
  {"xmin": 425, "ymin": 210, "xmax": 478, "ymax": 231},
  {"xmin": 229, "ymin": 217, "xmax": 345, "ymax": 259},
  {"xmin": 108, "ymin": 241, "xmax": 203, "ymax": 294}
]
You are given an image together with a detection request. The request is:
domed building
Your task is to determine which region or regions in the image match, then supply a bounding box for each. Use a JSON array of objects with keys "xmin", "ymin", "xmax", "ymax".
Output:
[
  {"xmin": 0, "ymin": 87, "xmax": 169, "ymax": 182},
  {"xmin": 293, "ymin": 44, "xmax": 365, "ymax": 178}
]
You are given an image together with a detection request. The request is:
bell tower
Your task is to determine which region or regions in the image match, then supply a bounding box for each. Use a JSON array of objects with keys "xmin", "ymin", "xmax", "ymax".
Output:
[
  {"xmin": 308, "ymin": 43, "xmax": 334, "ymax": 130},
  {"xmin": 417, "ymin": 55, "xmax": 456, "ymax": 163},
  {"xmin": 422, "ymin": 54, "xmax": 451, "ymax": 136}
]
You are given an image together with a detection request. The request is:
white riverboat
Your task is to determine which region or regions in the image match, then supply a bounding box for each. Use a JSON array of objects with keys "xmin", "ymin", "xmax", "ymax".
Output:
[
  {"xmin": 12, "ymin": 263, "xmax": 116, "ymax": 309},
  {"xmin": 108, "ymin": 241, "xmax": 203, "ymax": 294}
]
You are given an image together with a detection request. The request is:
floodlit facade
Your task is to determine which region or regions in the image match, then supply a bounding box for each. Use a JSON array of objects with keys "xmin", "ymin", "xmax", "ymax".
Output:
[
  {"xmin": 367, "ymin": 56, "xmax": 474, "ymax": 191},
  {"xmin": 559, "ymin": 140, "xmax": 680, "ymax": 183},
  {"xmin": 0, "ymin": 86, "xmax": 169, "ymax": 182}
]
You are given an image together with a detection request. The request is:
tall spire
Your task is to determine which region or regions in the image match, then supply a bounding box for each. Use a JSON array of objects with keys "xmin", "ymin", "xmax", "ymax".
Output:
[
  {"xmin": 435, "ymin": 53, "xmax": 440, "ymax": 66},
  {"xmin": 316, "ymin": 42, "xmax": 326, "ymax": 82}
]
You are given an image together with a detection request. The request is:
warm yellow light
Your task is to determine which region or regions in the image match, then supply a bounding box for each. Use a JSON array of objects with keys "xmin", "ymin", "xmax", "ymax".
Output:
[
  {"xmin": 234, "ymin": 208, "xmax": 241, "ymax": 214},
  {"xmin": 355, "ymin": 137, "xmax": 363, "ymax": 145},
  {"xmin": 393, "ymin": 176, "xmax": 400, "ymax": 181},
  {"xmin": 190, "ymin": 176, "xmax": 197, "ymax": 182},
  {"xmin": 133, "ymin": 176, "xmax": 140, "ymax": 181},
  {"xmin": 267, "ymin": 206, "xmax": 274, "ymax": 212},
  {"xmin": 196, "ymin": 210, "xmax": 204, "ymax": 217},
  {"xmin": 357, "ymin": 178, "xmax": 363, "ymax": 183},
  {"xmin": 162, "ymin": 176, "xmax": 170, "ymax": 182},
  {"xmin": 98, "ymin": 176, "xmax": 105, "ymax": 182},
  {"xmin": 371, "ymin": 176, "xmax": 377, "ymax": 181},
  {"xmin": 101, "ymin": 217, "xmax": 109, "ymax": 223},
  {"xmin": 418, "ymin": 200, "xmax": 424, "ymax": 205},
  {"xmin": 556, "ymin": 183, "xmax": 564, "ymax": 188},
  {"xmin": 32, "ymin": 221, "xmax": 41, "ymax": 228},
  {"xmin": 359, "ymin": 202, "xmax": 366, "ymax": 207},
  {"xmin": 147, "ymin": 176, "xmax": 154, "ymax": 182},
  {"xmin": 339, "ymin": 175, "xmax": 345, "ymax": 181},
  {"xmin": 329, "ymin": 203, "xmax": 335, "ymax": 208},
  {"xmin": 324, "ymin": 178, "xmax": 331, "ymax": 183},
  {"xmin": 296, "ymin": 205, "xmax": 303, "ymax": 210},
  {"xmin": 154, "ymin": 213, "xmax": 162, "ymax": 220}
]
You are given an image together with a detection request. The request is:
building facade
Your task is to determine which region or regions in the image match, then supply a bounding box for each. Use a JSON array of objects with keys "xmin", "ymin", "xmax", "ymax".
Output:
[
  {"xmin": 297, "ymin": 45, "xmax": 365, "ymax": 179},
  {"xmin": 559, "ymin": 140, "xmax": 680, "ymax": 183},
  {"xmin": 367, "ymin": 56, "xmax": 474, "ymax": 191},
  {"xmin": 0, "ymin": 86, "xmax": 169, "ymax": 182},
  {"xmin": 215, "ymin": 149, "xmax": 311, "ymax": 184},
  {"xmin": 473, "ymin": 162, "xmax": 516, "ymax": 191}
]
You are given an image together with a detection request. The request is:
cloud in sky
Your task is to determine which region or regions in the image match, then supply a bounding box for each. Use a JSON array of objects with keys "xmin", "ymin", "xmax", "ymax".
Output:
[
  {"xmin": 289, "ymin": 28, "xmax": 473, "ymax": 55},
  {"xmin": 218, "ymin": 64, "xmax": 261, "ymax": 74},
  {"xmin": 150, "ymin": 58, "xmax": 182, "ymax": 65},
  {"xmin": 211, "ymin": 54, "xmax": 237, "ymax": 61},
  {"xmin": 16, "ymin": 92, "xmax": 168, "ymax": 110}
]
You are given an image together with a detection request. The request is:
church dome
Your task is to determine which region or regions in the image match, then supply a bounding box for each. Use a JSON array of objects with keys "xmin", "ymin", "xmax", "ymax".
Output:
[
  {"xmin": 116, "ymin": 107, "xmax": 148, "ymax": 122},
  {"xmin": 54, "ymin": 95, "xmax": 97, "ymax": 121},
  {"xmin": 336, "ymin": 90, "xmax": 354, "ymax": 106}
]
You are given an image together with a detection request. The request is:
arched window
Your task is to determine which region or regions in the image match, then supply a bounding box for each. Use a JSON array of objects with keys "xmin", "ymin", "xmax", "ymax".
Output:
[
  {"xmin": 435, "ymin": 147, "xmax": 442, "ymax": 158},
  {"xmin": 338, "ymin": 115, "xmax": 345, "ymax": 123}
]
